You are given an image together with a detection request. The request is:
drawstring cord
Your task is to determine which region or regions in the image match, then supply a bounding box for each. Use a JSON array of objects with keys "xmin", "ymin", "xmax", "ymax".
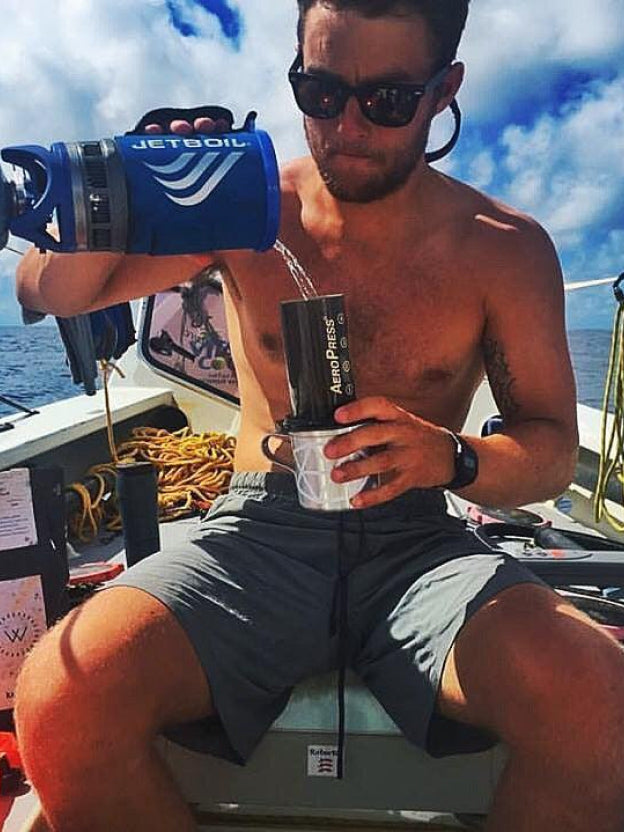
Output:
[
  {"xmin": 332, "ymin": 508, "xmax": 367, "ymax": 779},
  {"xmin": 336, "ymin": 511, "xmax": 348, "ymax": 779}
]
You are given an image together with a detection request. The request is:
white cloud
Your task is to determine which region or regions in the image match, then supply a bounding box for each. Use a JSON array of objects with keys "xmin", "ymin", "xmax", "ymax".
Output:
[
  {"xmin": 467, "ymin": 149, "xmax": 495, "ymax": 190},
  {"xmin": 460, "ymin": 0, "xmax": 624, "ymax": 122},
  {"xmin": 449, "ymin": 0, "xmax": 624, "ymax": 295},
  {"xmin": 489, "ymin": 74, "xmax": 624, "ymax": 283},
  {"xmin": 0, "ymin": 0, "xmax": 623, "ymax": 327},
  {"xmin": 0, "ymin": 0, "xmax": 305, "ymax": 160},
  {"xmin": 0, "ymin": 1, "xmax": 307, "ymax": 323}
]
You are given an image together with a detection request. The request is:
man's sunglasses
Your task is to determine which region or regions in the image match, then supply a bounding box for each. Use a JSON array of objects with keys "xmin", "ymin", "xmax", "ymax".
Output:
[{"xmin": 288, "ymin": 52, "xmax": 449, "ymax": 128}]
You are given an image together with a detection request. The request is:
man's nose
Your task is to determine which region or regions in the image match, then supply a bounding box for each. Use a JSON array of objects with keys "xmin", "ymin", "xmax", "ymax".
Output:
[{"xmin": 336, "ymin": 95, "xmax": 369, "ymax": 136}]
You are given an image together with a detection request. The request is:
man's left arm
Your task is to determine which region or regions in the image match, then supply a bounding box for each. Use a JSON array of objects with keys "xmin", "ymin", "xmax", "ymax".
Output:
[
  {"xmin": 452, "ymin": 220, "xmax": 579, "ymax": 507},
  {"xmin": 324, "ymin": 221, "xmax": 579, "ymax": 509}
]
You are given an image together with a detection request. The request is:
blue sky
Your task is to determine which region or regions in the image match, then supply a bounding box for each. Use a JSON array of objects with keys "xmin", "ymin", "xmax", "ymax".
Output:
[{"xmin": 0, "ymin": 0, "xmax": 622, "ymax": 328}]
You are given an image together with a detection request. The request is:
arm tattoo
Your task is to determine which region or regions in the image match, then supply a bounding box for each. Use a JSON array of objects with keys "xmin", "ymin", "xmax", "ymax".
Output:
[{"xmin": 483, "ymin": 337, "xmax": 521, "ymax": 420}]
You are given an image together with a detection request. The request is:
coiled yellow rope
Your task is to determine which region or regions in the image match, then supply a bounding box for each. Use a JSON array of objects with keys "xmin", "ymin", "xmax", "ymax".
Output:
[
  {"xmin": 594, "ymin": 289, "xmax": 624, "ymax": 531},
  {"xmin": 67, "ymin": 361, "xmax": 236, "ymax": 542},
  {"xmin": 116, "ymin": 426, "xmax": 236, "ymax": 520},
  {"xmin": 67, "ymin": 467, "xmax": 122, "ymax": 542}
]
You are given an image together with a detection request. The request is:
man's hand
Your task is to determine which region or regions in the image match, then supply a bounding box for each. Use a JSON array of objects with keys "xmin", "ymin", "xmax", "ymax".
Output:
[
  {"xmin": 144, "ymin": 116, "xmax": 230, "ymax": 135},
  {"xmin": 324, "ymin": 396, "xmax": 455, "ymax": 508}
]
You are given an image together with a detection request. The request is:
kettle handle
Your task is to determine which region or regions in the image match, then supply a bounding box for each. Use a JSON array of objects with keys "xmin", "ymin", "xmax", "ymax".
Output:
[
  {"xmin": 1, "ymin": 145, "xmax": 65, "ymax": 251},
  {"xmin": 260, "ymin": 433, "xmax": 295, "ymax": 474}
]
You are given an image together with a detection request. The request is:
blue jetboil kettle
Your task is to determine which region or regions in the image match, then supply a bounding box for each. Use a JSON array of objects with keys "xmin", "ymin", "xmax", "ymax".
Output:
[{"xmin": 0, "ymin": 109, "xmax": 280, "ymax": 255}]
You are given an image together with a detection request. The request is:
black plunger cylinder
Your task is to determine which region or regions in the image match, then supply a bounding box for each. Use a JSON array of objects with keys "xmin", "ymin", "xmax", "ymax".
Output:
[
  {"xmin": 116, "ymin": 461, "xmax": 161, "ymax": 567},
  {"xmin": 280, "ymin": 294, "xmax": 357, "ymax": 430}
]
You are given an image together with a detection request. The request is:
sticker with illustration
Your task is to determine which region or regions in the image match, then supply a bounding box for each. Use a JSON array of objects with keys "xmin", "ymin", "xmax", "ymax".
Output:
[{"xmin": 142, "ymin": 267, "xmax": 239, "ymax": 403}]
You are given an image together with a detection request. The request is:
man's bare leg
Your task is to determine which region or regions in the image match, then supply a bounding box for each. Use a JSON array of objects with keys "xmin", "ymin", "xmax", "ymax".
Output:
[
  {"xmin": 438, "ymin": 583, "xmax": 624, "ymax": 832},
  {"xmin": 14, "ymin": 587, "xmax": 213, "ymax": 832}
]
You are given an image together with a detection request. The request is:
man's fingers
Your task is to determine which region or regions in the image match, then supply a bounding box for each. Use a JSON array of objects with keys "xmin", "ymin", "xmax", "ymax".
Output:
[
  {"xmin": 351, "ymin": 477, "xmax": 405, "ymax": 510},
  {"xmin": 335, "ymin": 396, "xmax": 402, "ymax": 425},
  {"xmin": 324, "ymin": 421, "xmax": 407, "ymax": 460},
  {"xmin": 195, "ymin": 117, "xmax": 231, "ymax": 133},
  {"xmin": 143, "ymin": 117, "xmax": 231, "ymax": 136},
  {"xmin": 194, "ymin": 117, "xmax": 216, "ymax": 133},
  {"xmin": 332, "ymin": 448, "xmax": 397, "ymax": 483},
  {"xmin": 170, "ymin": 119, "xmax": 194, "ymax": 135}
]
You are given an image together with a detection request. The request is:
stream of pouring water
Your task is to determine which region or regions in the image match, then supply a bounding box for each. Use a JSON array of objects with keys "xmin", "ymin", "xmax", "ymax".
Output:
[{"xmin": 274, "ymin": 239, "xmax": 318, "ymax": 300}]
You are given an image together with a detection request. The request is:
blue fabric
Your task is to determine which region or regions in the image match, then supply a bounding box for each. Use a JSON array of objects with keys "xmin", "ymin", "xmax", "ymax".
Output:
[
  {"xmin": 22, "ymin": 301, "xmax": 136, "ymax": 395},
  {"xmin": 88, "ymin": 303, "xmax": 136, "ymax": 361}
]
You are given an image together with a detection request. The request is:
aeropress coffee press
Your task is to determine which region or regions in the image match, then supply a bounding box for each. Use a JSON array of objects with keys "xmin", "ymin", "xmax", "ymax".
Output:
[{"xmin": 261, "ymin": 294, "xmax": 379, "ymax": 511}]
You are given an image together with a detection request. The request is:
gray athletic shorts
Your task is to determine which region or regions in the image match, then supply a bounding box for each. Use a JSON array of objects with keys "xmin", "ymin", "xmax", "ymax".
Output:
[{"xmin": 110, "ymin": 471, "xmax": 547, "ymax": 764}]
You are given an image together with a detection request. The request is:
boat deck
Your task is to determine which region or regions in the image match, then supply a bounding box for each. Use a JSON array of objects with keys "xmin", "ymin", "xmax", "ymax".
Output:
[
  {"xmin": 3, "ymin": 489, "xmax": 618, "ymax": 832},
  {"xmin": 2, "ymin": 384, "xmax": 624, "ymax": 830}
]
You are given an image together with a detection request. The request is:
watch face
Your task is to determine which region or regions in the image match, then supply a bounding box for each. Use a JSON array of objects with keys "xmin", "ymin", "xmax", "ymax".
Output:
[
  {"xmin": 446, "ymin": 433, "xmax": 478, "ymax": 489},
  {"xmin": 459, "ymin": 439, "xmax": 479, "ymax": 484}
]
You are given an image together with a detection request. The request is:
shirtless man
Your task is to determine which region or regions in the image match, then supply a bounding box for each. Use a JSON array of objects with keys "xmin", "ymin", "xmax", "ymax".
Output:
[{"xmin": 13, "ymin": 2, "xmax": 624, "ymax": 831}]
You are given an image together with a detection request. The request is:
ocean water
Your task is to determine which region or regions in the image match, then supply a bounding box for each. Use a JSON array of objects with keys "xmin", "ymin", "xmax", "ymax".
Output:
[
  {"xmin": 0, "ymin": 324, "xmax": 616, "ymax": 418},
  {"xmin": 0, "ymin": 325, "xmax": 82, "ymax": 417},
  {"xmin": 567, "ymin": 329, "xmax": 613, "ymax": 411}
]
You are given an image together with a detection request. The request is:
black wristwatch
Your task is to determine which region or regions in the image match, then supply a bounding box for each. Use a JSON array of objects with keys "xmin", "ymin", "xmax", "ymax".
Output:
[{"xmin": 442, "ymin": 431, "xmax": 479, "ymax": 491}]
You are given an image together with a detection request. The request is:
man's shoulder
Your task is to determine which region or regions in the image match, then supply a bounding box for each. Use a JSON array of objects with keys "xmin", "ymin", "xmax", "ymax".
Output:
[
  {"xmin": 443, "ymin": 177, "xmax": 562, "ymax": 298},
  {"xmin": 439, "ymin": 173, "xmax": 541, "ymax": 239},
  {"xmin": 443, "ymin": 175, "xmax": 557, "ymax": 274}
]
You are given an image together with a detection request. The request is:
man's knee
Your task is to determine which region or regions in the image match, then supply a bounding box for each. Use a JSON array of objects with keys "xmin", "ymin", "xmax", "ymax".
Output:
[
  {"xmin": 504, "ymin": 595, "xmax": 624, "ymax": 759},
  {"xmin": 15, "ymin": 586, "xmax": 213, "ymax": 763},
  {"xmin": 440, "ymin": 583, "xmax": 624, "ymax": 760},
  {"xmin": 524, "ymin": 623, "xmax": 624, "ymax": 771},
  {"xmin": 504, "ymin": 614, "xmax": 624, "ymax": 801}
]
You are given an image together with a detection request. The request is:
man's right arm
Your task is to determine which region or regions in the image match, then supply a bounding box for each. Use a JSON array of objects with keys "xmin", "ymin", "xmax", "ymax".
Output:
[
  {"xmin": 16, "ymin": 248, "xmax": 214, "ymax": 317},
  {"xmin": 16, "ymin": 114, "xmax": 230, "ymax": 317}
]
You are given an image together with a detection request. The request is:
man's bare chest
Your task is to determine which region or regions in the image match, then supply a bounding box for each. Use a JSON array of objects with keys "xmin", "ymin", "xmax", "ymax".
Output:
[{"xmin": 226, "ymin": 246, "xmax": 485, "ymax": 399}]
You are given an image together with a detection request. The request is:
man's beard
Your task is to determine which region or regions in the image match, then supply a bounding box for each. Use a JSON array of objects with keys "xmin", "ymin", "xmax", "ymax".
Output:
[{"xmin": 305, "ymin": 121, "xmax": 428, "ymax": 203}]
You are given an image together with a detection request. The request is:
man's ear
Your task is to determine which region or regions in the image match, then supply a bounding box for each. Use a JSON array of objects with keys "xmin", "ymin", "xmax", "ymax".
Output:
[{"xmin": 434, "ymin": 62, "xmax": 465, "ymax": 116}]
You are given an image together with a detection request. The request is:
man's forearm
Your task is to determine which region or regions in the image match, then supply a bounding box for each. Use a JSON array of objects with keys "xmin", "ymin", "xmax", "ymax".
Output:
[
  {"xmin": 16, "ymin": 248, "xmax": 211, "ymax": 317},
  {"xmin": 455, "ymin": 418, "xmax": 578, "ymax": 508},
  {"xmin": 17, "ymin": 249, "xmax": 124, "ymax": 317}
]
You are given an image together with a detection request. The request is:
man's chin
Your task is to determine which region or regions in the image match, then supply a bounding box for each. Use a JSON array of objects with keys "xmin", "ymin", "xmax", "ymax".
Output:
[
  {"xmin": 316, "ymin": 153, "xmax": 417, "ymax": 203},
  {"xmin": 322, "ymin": 171, "xmax": 405, "ymax": 203},
  {"xmin": 325, "ymin": 184, "xmax": 380, "ymax": 203}
]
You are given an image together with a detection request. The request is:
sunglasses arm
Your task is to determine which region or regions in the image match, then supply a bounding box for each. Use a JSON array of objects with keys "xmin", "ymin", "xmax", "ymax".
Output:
[{"xmin": 425, "ymin": 98, "xmax": 462, "ymax": 163}]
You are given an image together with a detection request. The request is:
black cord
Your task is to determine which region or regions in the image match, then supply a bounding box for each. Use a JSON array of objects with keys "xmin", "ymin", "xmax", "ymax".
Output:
[
  {"xmin": 333, "ymin": 508, "xmax": 367, "ymax": 779},
  {"xmin": 335, "ymin": 511, "xmax": 348, "ymax": 779}
]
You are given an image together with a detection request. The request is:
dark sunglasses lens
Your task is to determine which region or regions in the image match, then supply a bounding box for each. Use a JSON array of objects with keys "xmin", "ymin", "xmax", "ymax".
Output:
[
  {"xmin": 291, "ymin": 75, "xmax": 345, "ymax": 119},
  {"xmin": 362, "ymin": 86, "xmax": 421, "ymax": 126}
]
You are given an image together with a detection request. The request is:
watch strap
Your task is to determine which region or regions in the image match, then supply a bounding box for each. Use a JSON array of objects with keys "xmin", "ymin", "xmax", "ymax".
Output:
[{"xmin": 442, "ymin": 430, "xmax": 479, "ymax": 491}]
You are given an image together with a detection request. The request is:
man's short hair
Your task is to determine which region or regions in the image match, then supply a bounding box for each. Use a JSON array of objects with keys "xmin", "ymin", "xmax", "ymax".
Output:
[{"xmin": 296, "ymin": 0, "xmax": 470, "ymax": 70}]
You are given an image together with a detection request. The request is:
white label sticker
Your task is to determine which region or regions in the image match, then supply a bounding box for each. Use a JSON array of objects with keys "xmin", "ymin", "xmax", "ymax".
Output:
[
  {"xmin": 0, "ymin": 468, "xmax": 37, "ymax": 551},
  {"xmin": 307, "ymin": 744, "xmax": 339, "ymax": 778},
  {"xmin": 0, "ymin": 576, "xmax": 47, "ymax": 709}
]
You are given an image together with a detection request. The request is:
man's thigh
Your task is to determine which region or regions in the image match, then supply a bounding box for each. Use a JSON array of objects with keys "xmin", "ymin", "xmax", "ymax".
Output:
[
  {"xmin": 16, "ymin": 585, "xmax": 213, "ymax": 744},
  {"xmin": 352, "ymin": 548, "xmax": 547, "ymax": 754},
  {"xmin": 437, "ymin": 579, "xmax": 624, "ymax": 746},
  {"xmin": 109, "ymin": 511, "xmax": 336, "ymax": 762}
]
